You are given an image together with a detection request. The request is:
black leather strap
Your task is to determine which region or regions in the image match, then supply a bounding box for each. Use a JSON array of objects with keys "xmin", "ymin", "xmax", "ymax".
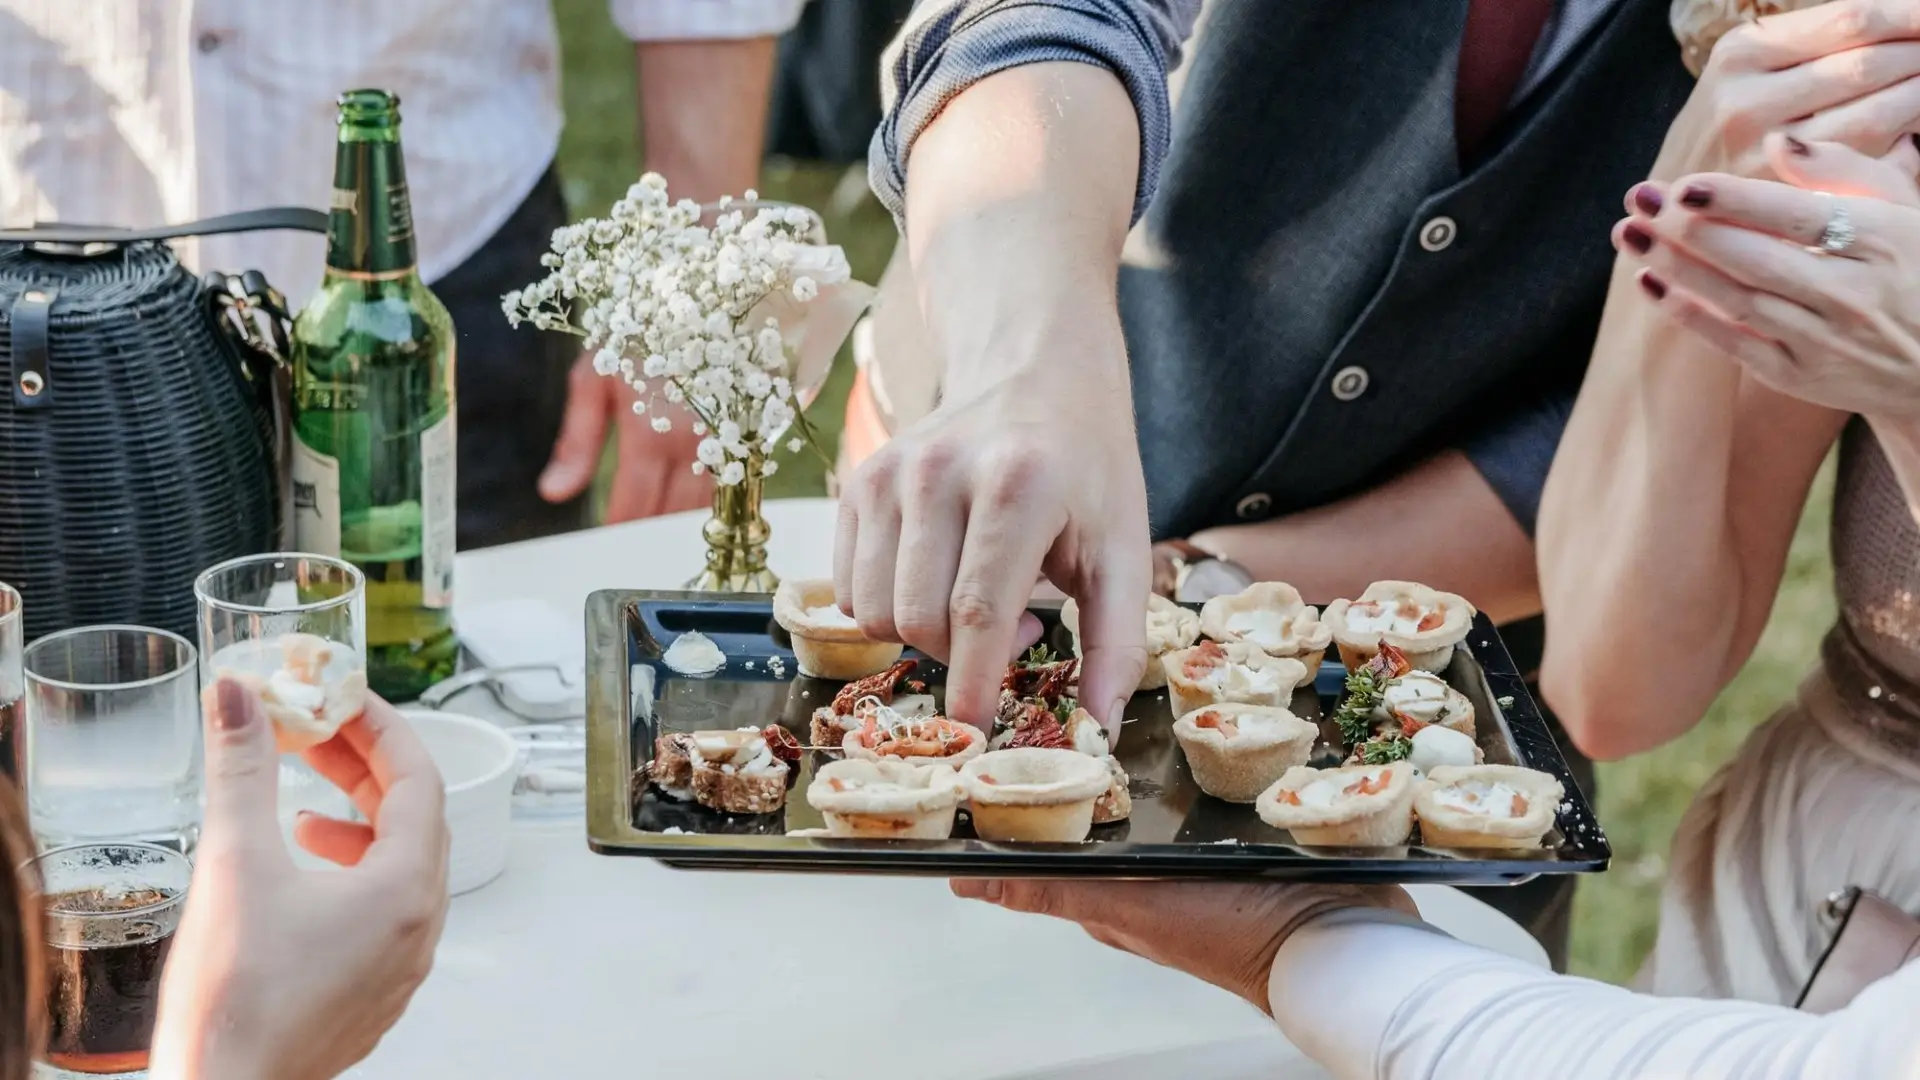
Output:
[
  {"xmin": 0, "ymin": 207, "xmax": 326, "ymax": 245},
  {"xmin": 9, "ymin": 286, "xmax": 56, "ymax": 410}
]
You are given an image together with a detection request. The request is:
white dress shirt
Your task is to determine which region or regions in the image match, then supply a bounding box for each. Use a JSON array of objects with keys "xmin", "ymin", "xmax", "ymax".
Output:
[
  {"xmin": 1270, "ymin": 910, "xmax": 1920, "ymax": 1078},
  {"xmin": 0, "ymin": 0, "xmax": 806, "ymax": 304}
]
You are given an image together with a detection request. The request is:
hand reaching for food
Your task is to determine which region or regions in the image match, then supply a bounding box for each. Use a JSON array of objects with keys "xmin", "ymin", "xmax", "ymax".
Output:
[{"xmin": 832, "ymin": 362, "xmax": 1152, "ymax": 742}]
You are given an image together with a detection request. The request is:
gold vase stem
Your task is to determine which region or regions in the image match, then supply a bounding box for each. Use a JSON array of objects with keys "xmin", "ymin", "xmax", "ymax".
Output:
[{"xmin": 686, "ymin": 455, "xmax": 778, "ymax": 593}]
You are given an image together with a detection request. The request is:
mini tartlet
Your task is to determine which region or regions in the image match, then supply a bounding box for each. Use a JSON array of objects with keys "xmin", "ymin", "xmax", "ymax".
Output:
[
  {"xmin": 1161, "ymin": 640, "xmax": 1311, "ymax": 718},
  {"xmin": 1198, "ymin": 583, "xmax": 1332, "ymax": 672},
  {"xmin": 773, "ymin": 578, "xmax": 904, "ymax": 680},
  {"xmin": 1323, "ymin": 581, "xmax": 1475, "ymax": 673},
  {"xmin": 1255, "ymin": 764, "xmax": 1418, "ymax": 847},
  {"xmin": 959, "ymin": 748, "xmax": 1113, "ymax": 843},
  {"xmin": 1374, "ymin": 670, "xmax": 1475, "ymax": 739},
  {"xmin": 842, "ymin": 712, "xmax": 985, "ymax": 769},
  {"xmin": 805, "ymin": 759, "xmax": 965, "ymax": 839},
  {"xmin": 221, "ymin": 632, "xmax": 367, "ymax": 752},
  {"xmin": 1061, "ymin": 594, "xmax": 1200, "ymax": 692},
  {"xmin": 1172, "ymin": 703, "xmax": 1319, "ymax": 803},
  {"xmin": 1415, "ymin": 765, "xmax": 1563, "ymax": 850}
]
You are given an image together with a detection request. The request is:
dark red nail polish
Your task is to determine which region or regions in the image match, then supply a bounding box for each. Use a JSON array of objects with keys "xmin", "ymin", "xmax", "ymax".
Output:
[
  {"xmin": 1621, "ymin": 223, "xmax": 1654, "ymax": 254},
  {"xmin": 1679, "ymin": 184, "xmax": 1712, "ymax": 209},
  {"xmin": 1638, "ymin": 271, "xmax": 1668, "ymax": 301},
  {"xmin": 1785, "ymin": 135, "xmax": 1813, "ymax": 157},
  {"xmin": 1631, "ymin": 184, "xmax": 1664, "ymax": 216},
  {"xmin": 215, "ymin": 679, "xmax": 254, "ymax": 731}
]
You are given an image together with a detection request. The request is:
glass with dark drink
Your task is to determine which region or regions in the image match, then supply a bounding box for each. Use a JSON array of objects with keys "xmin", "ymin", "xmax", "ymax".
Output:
[
  {"xmin": 34, "ymin": 842, "xmax": 190, "ymax": 1076},
  {"xmin": 0, "ymin": 582, "xmax": 20, "ymax": 787}
]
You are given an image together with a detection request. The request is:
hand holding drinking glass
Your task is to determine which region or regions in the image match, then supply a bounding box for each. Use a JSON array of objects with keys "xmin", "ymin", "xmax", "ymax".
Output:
[
  {"xmin": 149, "ymin": 679, "xmax": 448, "ymax": 1080},
  {"xmin": 1616, "ymin": 134, "xmax": 1920, "ymax": 417}
]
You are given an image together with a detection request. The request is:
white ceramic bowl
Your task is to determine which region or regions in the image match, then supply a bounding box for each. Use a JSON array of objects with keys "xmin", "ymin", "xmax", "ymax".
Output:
[{"xmin": 402, "ymin": 709, "xmax": 522, "ymax": 896}]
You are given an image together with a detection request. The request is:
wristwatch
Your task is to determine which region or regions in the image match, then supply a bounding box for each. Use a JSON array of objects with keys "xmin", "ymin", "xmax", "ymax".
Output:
[{"xmin": 1154, "ymin": 539, "xmax": 1255, "ymax": 604}]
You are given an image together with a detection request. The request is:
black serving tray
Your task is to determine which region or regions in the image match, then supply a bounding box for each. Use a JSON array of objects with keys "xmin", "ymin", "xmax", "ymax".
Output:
[{"xmin": 585, "ymin": 590, "xmax": 1610, "ymax": 883}]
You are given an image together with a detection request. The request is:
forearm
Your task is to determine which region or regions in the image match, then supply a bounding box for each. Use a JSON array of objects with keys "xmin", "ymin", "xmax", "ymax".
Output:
[
  {"xmin": 903, "ymin": 61, "xmax": 1139, "ymax": 400},
  {"xmin": 1536, "ymin": 260, "xmax": 1838, "ymax": 758},
  {"xmin": 1271, "ymin": 912, "xmax": 1918, "ymax": 1080},
  {"xmin": 1186, "ymin": 451, "xmax": 1539, "ymax": 624},
  {"xmin": 635, "ymin": 38, "xmax": 777, "ymax": 201}
]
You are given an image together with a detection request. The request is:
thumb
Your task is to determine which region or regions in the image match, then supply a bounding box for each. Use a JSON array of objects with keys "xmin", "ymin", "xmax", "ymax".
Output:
[
  {"xmin": 200, "ymin": 678, "xmax": 289, "ymax": 855},
  {"xmin": 1770, "ymin": 133, "xmax": 1920, "ymax": 206},
  {"xmin": 539, "ymin": 359, "xmax": 610, "ymax": 503},
  {"xmin": 1071, "ymin": 551, "xmax": 1151, "ymax": 743}
]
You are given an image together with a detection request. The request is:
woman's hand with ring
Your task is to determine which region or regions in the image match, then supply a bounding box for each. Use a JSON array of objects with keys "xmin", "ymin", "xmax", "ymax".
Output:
[
  {"xmin": 951, "ymin": 879, "xmax": 1416, "ymax": 1015},
  {"xmin": 1615, "ymin": 133, "xmax": 1920, "ymax": 418}
]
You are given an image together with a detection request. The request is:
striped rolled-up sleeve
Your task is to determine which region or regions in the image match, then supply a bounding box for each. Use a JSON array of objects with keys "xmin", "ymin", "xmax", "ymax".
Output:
[
  {"xmin": 869, "ymin": 0, "xmax": 1201, "ymax": 228},
  {"xmin": 611, "ymin": 0, "xmax": 810, "ymax": 40}
]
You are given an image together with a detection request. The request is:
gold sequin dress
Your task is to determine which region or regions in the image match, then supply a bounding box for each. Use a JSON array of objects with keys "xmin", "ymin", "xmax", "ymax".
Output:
[{"xmin": 1642, "ymin": 423, "xmax": 1920, "ymax": 1002}]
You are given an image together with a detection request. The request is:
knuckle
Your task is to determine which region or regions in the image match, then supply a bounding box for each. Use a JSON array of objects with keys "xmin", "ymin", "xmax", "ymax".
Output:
[
  {"xmin": 949, "ymin": 588, "xmax": 1002, "ymax": 633},
  {"xmin": 905, "ymin": 440, "xmax": 961, "ymax": 500},
  {"xmin": 1834, "ymin": 0, "xmax": 1876, "ymax": 42},
  {"xmin": 979, "ymin": 445, "xmax": 1048, "ymax": 508}
]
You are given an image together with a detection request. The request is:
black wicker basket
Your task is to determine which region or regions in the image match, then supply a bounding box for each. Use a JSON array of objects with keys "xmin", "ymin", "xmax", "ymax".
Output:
[{"xmin": 0, "ymin": 210, "xmax": 326, "ymax": 642}]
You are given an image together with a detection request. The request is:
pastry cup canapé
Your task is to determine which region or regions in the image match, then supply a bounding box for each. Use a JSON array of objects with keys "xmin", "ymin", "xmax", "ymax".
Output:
[
  {"xmin": 1373, "ymin": 670, "xmax": 1476, "ymax": 738},
  {"xmin": 1172, "ymin": 703, "xmax": 1319, "ymax": 804},
  {"xmin": 687, "ymin": 728, "xmax": 791, "ymax": 815},
  {"xmin": 1255, "ymin": 764, "xmax": 1419, "ymax": 847},
  {"xmin": 772, "ymin": 578, "xmax": 904, "ymax": 680},
  {"xmin": 1323, "ymin": 581, "xmax": 1475, "ymax": 673},
  {"xmin": 805, "ymin": 759, "xmax": 966, "ymax": 839},
  {"xmin": 959, "ymin": 748, "xmax": 1113, "ymax": 843},
  {"xmin": 1160, "ymin": 641, "xmax": 1311, "ymax": 718},
  {"xmin": 1062, "ymin": 593, "xmax": 1200, "ymax": 692},
  {"xmin": 841, "ymin": 715, "xmax": 985, "ymax": 769},
  {"xmin": 1415, "ymin": 764, "xmax": 1563, "ymax": 850},
  {"xmin": 1093, "ymin": 757, "xmax": 1132, "ymax": 825},
  {"xmin": 1198, "ymin": 583, "xmax": 1333, "ymax": 672}
]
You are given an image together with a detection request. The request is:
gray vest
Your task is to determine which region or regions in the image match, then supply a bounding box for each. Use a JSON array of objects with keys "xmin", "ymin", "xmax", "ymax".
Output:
[{"xmin": 1123, "ymin": 0, "xmax": 1696, "ymax": 539}]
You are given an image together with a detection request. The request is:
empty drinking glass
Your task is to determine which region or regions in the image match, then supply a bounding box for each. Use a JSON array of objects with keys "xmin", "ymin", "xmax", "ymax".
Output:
[
  {"xmin": 194, "ymin": 554, "xmax": 364, "ymax": 856},
  {"xmin": 34, "ymin": 842, "xmax": 191, "ymax": 1077},
  {"xmin": 23, "ymin": 627, "xmax": 201, "ymax": 852}
]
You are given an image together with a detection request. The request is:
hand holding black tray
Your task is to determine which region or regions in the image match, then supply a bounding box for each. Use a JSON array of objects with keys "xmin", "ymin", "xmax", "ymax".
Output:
[{"xmin": 585, "ymin": 591, "xmax": 1610, "ymax": 884}]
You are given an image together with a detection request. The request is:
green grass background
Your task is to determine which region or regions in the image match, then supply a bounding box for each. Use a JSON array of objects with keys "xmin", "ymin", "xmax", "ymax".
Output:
[{"xmin": 553, "ymin": 0, "xmax": 1839, "ymax": 984}]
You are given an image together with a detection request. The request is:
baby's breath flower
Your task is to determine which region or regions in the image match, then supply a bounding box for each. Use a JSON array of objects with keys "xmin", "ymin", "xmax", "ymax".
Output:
[
  {"xmin": 651, "ymin": 416, "xmax": 672, "ymax": 433},
  {"xmin": 719, "ymin": 461, "xmax": 747, "ymax": 486}
]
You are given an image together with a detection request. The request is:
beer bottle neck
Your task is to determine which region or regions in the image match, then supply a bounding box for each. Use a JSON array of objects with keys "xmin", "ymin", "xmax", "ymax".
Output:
[{"xmin": 324, "ymin": 131, "xmax": 418, "ymax": 279}]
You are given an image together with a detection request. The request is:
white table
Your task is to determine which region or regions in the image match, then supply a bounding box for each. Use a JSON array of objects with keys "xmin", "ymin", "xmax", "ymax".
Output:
[{"xmin": 348, "ymin": 498, "xmax": 1547, "ymax": 1079}]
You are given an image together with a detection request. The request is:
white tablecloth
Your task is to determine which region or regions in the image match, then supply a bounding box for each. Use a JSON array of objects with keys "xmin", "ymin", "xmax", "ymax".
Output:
[{"xmin": 347, "ymin": 498, "xmax": 1547, "ymax": 1079}]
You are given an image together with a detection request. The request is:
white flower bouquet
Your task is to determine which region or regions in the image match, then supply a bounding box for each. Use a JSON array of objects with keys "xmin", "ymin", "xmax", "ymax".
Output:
[
  {"xmin": 503, "ymin": 173, "xmax": 868, "ymax": 487},
  {"xmin": 503, "ymin": 174, "xmax": 871, "ymax": 590}
]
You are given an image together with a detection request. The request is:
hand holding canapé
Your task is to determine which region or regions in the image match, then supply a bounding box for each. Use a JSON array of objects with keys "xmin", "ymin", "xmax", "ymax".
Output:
[
  {"xmin": 148, "ymin": 680, "xmax": 448, "ymax": 1080},
  {"xmin": 1654, "ymin": 1, "xmax": 1920, "ymax": 182}
]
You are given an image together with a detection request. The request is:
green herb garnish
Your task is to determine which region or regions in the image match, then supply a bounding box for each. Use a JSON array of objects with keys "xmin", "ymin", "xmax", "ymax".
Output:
[
  {"xmin": 1022, "ymin": 644, "xmax": 1060, "ymax": 667},
  {"xmin": 1330, "ymin": 663, "xmax": 1390, "ymax": 748},
  {"xmin": 1051, "ymin": 696, "xmax": 1080, "ymax": 724},
  {"xmin": 1354, "ymin": 733, "xmax": 1413, "ymax": 765}
]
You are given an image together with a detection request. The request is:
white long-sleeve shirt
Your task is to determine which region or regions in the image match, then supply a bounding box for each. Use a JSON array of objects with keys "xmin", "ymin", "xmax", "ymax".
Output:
[
  {"xmin": 0, "ymin": 0, "xmax": 806, "ymax": 302},
  {"xmin": 1271, "ymin": 911, "xmax": 1920, "ymax": 1079}
]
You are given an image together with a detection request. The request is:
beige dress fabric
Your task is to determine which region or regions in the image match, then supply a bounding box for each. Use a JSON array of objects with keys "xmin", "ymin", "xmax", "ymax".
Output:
[{"xmin": 1642, "ymin": 423, "xmax": 1920, "ymax": 1003}]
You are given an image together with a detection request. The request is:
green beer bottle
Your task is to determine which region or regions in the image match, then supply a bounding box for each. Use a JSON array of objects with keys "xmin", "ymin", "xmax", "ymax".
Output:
[{"xmin": 291, "ymin": 88, "xmax": 458, "ymax": 700}]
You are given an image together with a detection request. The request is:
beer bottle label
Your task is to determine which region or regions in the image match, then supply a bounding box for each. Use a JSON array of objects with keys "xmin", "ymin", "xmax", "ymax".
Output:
[
  {"xmin": 291, "ymin": 435, "xmax": 343, "ymax": 557},
  {"xmin": 418, "ymin": 412, "xmax": 456, "ymax": 610}
]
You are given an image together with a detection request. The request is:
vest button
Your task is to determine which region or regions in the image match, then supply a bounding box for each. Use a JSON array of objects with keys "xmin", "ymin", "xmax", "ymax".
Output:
[
  {"xmin": 1330, "ymin": 365, "xmax": 1370, "ymax": 402},
  {"xmin": 1419, "ymin": 215, "xmax": 1458, "ymax": 252},
  {"xmin": 1235, "ymin": 493, "xmax": 1273, "ymax": 520}
]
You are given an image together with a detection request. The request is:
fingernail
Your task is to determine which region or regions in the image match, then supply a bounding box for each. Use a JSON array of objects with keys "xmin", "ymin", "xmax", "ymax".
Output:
[
  {"xmin": 1631, "ymin": 183, "xmax": 1664, "ymax": 216},
  {"xmin": 214, "ymin": 679, "xmax": 254, "ymax": 731},
  {"xmin": 980, "ymin": 880, "xmax": 1004, "ymax": 903},
  {"xmin": 952, "ymin": 878, "xmax": 999, "ymax": 902},
  {"xmin": 1638, "ymin": 271, "xmax": 1668, "ymax": 301},
  {"xmin": 1620, "ymin": 223, "xmax": 1654, "ymax": 255},
  {"xmin": 1679, "ymin": 184, "xmax": 1712, "ymax": 209},
  {"xmin": 1785, "ymin": 135, "xmax": 1813, "ymax": 158}
]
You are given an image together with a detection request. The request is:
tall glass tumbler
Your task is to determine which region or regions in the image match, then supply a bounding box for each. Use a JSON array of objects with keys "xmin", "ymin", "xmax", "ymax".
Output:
[
  {"xmin": 34, "ymin": 842, "xmax": 191, "ymax": 1077},
  {"xmin": 1, "ymin": 583, "xmax": 22, "ymax": 787},
  {"xmin": 194, "ymin": 554, "xmax": 364, "ymax": 855},
  {"xmin": 23, "ymin": 628, "xmax": 202, "ymax": 852}
]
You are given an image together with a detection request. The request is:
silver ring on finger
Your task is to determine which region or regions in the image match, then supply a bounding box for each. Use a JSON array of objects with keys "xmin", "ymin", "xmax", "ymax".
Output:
[{"xmin": 1817, "ymin": 204, "xmax": 1857, "ymax": 255}]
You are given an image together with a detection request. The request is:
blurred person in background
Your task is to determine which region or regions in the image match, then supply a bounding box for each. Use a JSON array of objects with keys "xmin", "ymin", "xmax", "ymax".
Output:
[{"xmin": 0, "ymin": 0, "xmax": 806, "ymax": 548}]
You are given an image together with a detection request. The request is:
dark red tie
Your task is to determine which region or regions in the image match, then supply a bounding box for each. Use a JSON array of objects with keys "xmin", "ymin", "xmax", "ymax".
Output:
[{"xmin": 1455, "ymin": 0, "xmax": 1554, "ymax": 164}]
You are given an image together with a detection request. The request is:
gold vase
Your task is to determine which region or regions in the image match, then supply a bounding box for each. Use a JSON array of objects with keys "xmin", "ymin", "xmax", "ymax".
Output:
[{"xmin": 686, "ymin": 453, "xmax": 778, "ymax": 593}]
